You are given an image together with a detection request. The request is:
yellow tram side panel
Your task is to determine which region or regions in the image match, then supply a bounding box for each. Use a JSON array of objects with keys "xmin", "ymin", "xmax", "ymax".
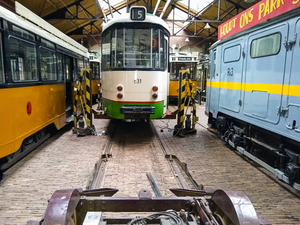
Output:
[
  {"xmin": 91, "ymin": 79, "xmax": 100, "ymax": 95},
  {"xmin": 169, "ymin": 80, "xmax": 179, "ymax": 98},
  {"xmin": 0, "ymin": 84, "xmax": 66, "ymax": 158},
  {"xmin": 169, "ymin": 80, "xmax": 197, "ymax": 99},
  {"xmin": 0, "ymin": 88, "xmax": 15, "ymax": 159}
]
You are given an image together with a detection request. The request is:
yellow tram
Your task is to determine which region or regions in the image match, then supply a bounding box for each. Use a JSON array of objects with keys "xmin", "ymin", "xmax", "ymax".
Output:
[
  {"xmin": 169, "ymin": 54, "xmax": 198, "ymax": 104},
  {"xmin": 0, "ymin": 2, "xmax": 89, "ymax": 173},
  {"xmin": 88, "ymin": 52, "xmax": 101, "ymax": 103}
]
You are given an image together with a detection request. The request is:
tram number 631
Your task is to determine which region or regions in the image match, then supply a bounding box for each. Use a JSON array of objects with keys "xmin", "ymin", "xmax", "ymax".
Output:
[
  {"xmin": 134, "ymin": 79, "xmax": 142, "ymax": 84},
  {"xmin": 227, "ymin": 68, "xmax": 234, "ymax": 76}
]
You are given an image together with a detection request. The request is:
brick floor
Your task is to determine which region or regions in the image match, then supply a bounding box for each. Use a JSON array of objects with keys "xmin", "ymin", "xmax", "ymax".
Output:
[{"xmin": 0, "ymin": 104, "xmax": 299, "ymax": 224}]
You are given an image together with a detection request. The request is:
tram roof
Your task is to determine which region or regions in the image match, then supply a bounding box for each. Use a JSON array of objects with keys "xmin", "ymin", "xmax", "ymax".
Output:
[
  {"xmin": 102, "ymin": 12, "xmax": 169, "ymax": 33},
  {"xmin": 0, "ymin": 2, "xmax": 88, "ymax": 57},
  {"xmin": 3, "ymin": 0, "xmax": 260, "ymax": 49}
]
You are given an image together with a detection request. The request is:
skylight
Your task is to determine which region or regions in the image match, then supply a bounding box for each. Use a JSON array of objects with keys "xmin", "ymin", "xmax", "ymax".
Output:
[
  {"xmin": 180, "ymin": 0, "xmax": 214, "ymax": 12},
  {"xmin": 169, "ymin": 0, "xmax": 214, "ymax": 25}
]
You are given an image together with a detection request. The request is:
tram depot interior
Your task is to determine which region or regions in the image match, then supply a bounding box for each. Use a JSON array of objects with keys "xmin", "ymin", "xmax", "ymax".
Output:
[
  {"xmin": 2, "ymin": 1, "xmax": 300, "ymax": 224},
  {"xmin": 0, "ymin": 0, "xmax": 258, "ymax": 95}
]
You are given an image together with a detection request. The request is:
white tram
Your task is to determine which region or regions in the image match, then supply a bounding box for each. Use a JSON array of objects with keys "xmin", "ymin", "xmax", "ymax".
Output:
[{"xmin": 101, "ymin": 6, "xmax": 170, "ymax": 120}]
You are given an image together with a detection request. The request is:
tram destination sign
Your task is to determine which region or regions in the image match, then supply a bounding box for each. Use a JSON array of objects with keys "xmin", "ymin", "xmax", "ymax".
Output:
[
  {"xmin": 130, "ymin": 6, "xmax": 146, "ymax": 21},
  {"xmin": 218, "ymin": 0, "xmax": 300, "ymax": 40},
  {"xmin": 178, "ymin": 57, "xmax": 192, "ymax": 61}
]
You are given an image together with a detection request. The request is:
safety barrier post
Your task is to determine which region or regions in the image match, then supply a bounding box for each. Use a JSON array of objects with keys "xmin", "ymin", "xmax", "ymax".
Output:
[
  {"xmin": 75, "ymin": 72, "xmax": 87, "ymax": 136},
  {"xmin": 173, "ymin": 71, "xmax": 186, "ymax": 137},
  {"xmin": 84, "ymin": 68, "xmax": 93, "ymax": 130},
  {"xmin": 72, "ymin": 68, "xmax": 96, "ymax": 136},
  {"xmin": 185, "ymin": 79, "xmax": 197, "ymax": 134}
]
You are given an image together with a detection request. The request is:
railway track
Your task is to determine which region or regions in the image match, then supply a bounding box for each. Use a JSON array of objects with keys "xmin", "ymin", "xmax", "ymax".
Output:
[
  {"xmin": 88, "ymin": 119, "xmax": 202, "ymax": 194},
  {"xmin": 25, "ymin": 118, "xmax": 273, "ymax": 225}
]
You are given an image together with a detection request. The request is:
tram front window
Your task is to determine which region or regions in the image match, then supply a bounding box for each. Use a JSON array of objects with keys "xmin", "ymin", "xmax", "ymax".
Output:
[
  {"xmin": 124, "ymin": 29, "xmax": 151, "ymax": 68},
  {"xmin": 102, "ymin": 27, "xmax": 167, "ymax": 71}
]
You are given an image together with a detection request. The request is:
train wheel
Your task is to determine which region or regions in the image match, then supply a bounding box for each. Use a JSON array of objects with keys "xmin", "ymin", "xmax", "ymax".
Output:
[
  {"xmin": 214, "ymin": 214, "xmax": 226, "ymax": 225},
  {"xmin": 68, "ymin": 211, "xmax": 77, "ymax": 225}
]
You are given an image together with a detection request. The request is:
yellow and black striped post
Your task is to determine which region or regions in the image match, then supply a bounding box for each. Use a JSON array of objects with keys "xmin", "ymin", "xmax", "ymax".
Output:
[
  {"xmin": 73, "ymin": 68, "xmax": 95, "ymax": 136},
  {"xmin": 185, "ymin": 79, "xmax": 197, "ymax": 134},
  {"xmin": 73, "ymin": 72, "xmax": 87, "ymax": 136},
  {"xmin": 78, "ymin": 73, "xmax": 87, "ymax": 119},
  {"xmin": 83, "ymin": 68, "xmax": 92, "ymax": 130},
  {"xmin": 174, "ymin": 71, "xmax": 186, "ymax": 137}
]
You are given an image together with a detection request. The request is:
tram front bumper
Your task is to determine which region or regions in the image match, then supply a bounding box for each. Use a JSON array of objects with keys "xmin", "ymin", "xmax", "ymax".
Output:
[{"xmin": 120, "ymin": 106, "xmax": 155, "ymax": 114}]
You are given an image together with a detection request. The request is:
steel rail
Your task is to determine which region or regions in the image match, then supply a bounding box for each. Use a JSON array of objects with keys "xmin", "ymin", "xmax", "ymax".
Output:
[{"xmin": 150, "ymin": 120, "xmax": 204, "ymax": 190}]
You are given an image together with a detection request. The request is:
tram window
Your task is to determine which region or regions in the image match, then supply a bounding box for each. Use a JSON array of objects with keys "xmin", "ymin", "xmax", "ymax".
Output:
[
  {"xmin": 102, "ymin": 31, "xmax": 111, "ymax": 71},
  {"xmin": 41, "ymin": 38, "xmax": 55, "ymax": 49},
  {"xmin": 164, "ymin": 38, "xmax": 168, "ymax": 71},
  {"xmin": 57, "ymin": 53, "xmax": 63, "ymax": 81},
  {"xmin": 189, "ymin": 63, "xmax": 197, "ymax": 80},
  {"xmin": 40, "ymin": 47, "xmax": 57, "ymax": 81},
  {"xmin": 8, "ymin": 23, "xmax": 35, "ymax": 41},
  {"xmin": 78, "ymin": 58, "xmax": 84, "ymax": 80},
  {"xmin": 73, "ymin": 59, "xmax": 79, "ymax": 81},
  {"xmin": 64, "ymin": 56, "xmax": 72, "ymax": 81},
  {"xmin": 111, "ymin": 29, "xmax": 116, "ymax": 67},
  {"xmin": 251, "ymin": 33, "xmax": 281, "ymax": 58},
  {"xmin": 152, "ymin": 29, "xmax": 159, "ymax": 69},
  {"xmin": 115, "ymin": 28, "xmax": 124, "ymax": 68},
  {"xmin": 9, "ymin": 37, "xmax": 37, "ymax": 81},
  {"xmin": 223, "ymin": 45, "xmax": 241, "ymax": 63},
  {"xmin": 90, "ymin": 62, "xmax": 100, "ymax": 79},
  {"xmin": 124, "ymin": 28, "xmax": 151, "ymax": 68},
  {"xmin": 84, "ymin": 58, "xmax": 89, "ymax": 69},
  {"xmin": 104, "ymin": 27, "xmax": 167, "ymax": 70},
  {"xmin": 0, "ymin": 35, "xmax": 4, "ymax": 83},
  {"xmin": 159, "ymin": 30, "xmax": 164, "ymax": 69}
]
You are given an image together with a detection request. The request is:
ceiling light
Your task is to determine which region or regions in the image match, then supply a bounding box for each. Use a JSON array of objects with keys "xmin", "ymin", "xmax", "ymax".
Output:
[{"xmin": 204, "ymin": 23, "xmax": 211, "ymax": 29}]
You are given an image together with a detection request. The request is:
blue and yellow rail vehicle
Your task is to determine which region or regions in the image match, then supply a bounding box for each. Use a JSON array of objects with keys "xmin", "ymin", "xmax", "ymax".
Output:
[
  {"xmin": 101, "ymin": 6, "xmax": 170, "ymax": 120},
  {"xmin": 169, "ymin": 54, "xmax": 198, "ymax": 104},
  {"xmin": 0, "ymin": 2, "xmax": 89, "ymax": 174},
  {"xmin": 206, "ymin": 0, "xmax": 300, "ymax": 190}
]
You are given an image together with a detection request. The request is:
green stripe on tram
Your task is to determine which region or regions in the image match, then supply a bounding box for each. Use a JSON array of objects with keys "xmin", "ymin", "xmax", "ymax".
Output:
[{"xmin": 102, "ymin": 99, "xmax": 164, "ymax": 119}]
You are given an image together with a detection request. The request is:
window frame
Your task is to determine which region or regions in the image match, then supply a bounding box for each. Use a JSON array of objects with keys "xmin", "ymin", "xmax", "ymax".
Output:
[
  {"xmin": 9, "ymin": 35, "xmax": 38, "ymax": 82},
  {"xmin": 250, "ymin": 32, "xmax": 281, "ymax": 58},
  {"xmin": 101, "ymin": 23, "xmax": 169, "ymax": 71}
]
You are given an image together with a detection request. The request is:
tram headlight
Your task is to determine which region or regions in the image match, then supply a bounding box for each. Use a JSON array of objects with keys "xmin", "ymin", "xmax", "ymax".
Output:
[
  {"xmin": 117, "ymin": 85, "xmax": 123, "ymax": 91},
  {"xmin": 152, "ymin": 86, "xmax": 158, "ymax": 92},
  {"xmin": 117, "ymin": 93, "xmax": 123, "ymax": 99},
  {"xmin": 152, "ymin": 93, "xmax": 158, "ymax": 99}
]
